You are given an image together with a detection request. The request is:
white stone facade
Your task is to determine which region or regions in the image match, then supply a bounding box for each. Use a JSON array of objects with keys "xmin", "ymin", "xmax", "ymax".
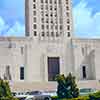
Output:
[{"xmin": 0, "ymin": 0, "xmax": 100, "ymax": 84}]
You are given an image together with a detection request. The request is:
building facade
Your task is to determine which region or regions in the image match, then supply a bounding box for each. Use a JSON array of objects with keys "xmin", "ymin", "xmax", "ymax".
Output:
[{"xmin": 0, "ymin": 0, "xmax": 100, "ymax": 83}]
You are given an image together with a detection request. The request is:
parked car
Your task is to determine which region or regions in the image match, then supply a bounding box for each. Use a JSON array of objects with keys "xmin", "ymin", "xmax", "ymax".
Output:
[
  {"xmin": 13, "ymin": 91, "xmax": 51, "ymax": 100},
  {"xmin": 79, "ymin": 88, "xmax": 97, "ymax": 96},
  {"xmin": 42, "ymin": 90, "xmax": 57, "ymax": 97}
]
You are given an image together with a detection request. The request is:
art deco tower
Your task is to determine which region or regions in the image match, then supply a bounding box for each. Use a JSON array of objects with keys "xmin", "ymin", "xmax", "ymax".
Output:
[{"xmin": 25, "ymin": 0, "xmax": 73, "ymax": 41}]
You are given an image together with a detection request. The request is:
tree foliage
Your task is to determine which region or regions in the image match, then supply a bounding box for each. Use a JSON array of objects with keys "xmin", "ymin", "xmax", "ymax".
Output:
[
  {"xmin": 56, "ymin": 73, "xmax": 79, "ymax": 99},
  {"xmin": 0, "ymin": 80, "xmax": 12, "ymax": 97}
]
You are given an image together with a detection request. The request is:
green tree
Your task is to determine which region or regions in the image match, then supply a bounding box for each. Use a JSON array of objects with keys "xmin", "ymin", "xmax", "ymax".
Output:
[
  {"xmin": 56, "ymin": 73, "xmax": 79, "ymax": 99},
  {"xmin": 0, "ymin": 79, "xmax": 12, "ymax": 98}
]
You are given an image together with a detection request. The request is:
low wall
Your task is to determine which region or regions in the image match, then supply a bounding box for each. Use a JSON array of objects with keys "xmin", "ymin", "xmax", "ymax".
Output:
[{"xmin": 9, "ymin": 80, "xmax": 100, "ymax": 92}]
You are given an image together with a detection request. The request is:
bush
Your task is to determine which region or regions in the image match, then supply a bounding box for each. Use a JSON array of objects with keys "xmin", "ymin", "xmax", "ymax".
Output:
[
  {"xmin": 56, "ymin": 73, "xmax": 79, "ymax": 99},
  {"xmin": 51, "ymin": 96, "xmax": 89, "ymax": 100},
  {"xmin": 0, "ymin": 80, "xmax": 12, "ymax": 97},
  {"xmin": 0, "ymin": 80, "xmax": 18, "ymax": 100},
  {"xmin": 89, "ymin": 91, "xmax": 100, "ymax": 100}
]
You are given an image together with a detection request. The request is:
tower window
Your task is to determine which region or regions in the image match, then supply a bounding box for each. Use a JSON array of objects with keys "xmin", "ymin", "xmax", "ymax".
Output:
[
  {"xmin": 66, "ymin": 12, "xmax": 69, "ymax": 17},
  {"xmin": 67, "ymin": 25, "xmax": 70, "ymax": 30},
  {"xmin": 67, "ymin": 19, "xmax": 70, "ymax": 24},
  {"xmin": 33, "ymin": 4, "xmax": 36, "ymax": 9},
  {"xmin": 33, "ymin": 24, "xmax": 37, "ymax": 29},
  {"xmin": 33, "ymin": 0, "xmax": 36, "ymax": 2},
  {"xmin": 82, "ymin": 66, "xmax": 86, "ymax": 79},
  {"xmin": 66, "ymin": 6, "xmax": 69, "ymax": 10},
  {"xmin": 33, "ymin": 11, "xmax": 36, "ymax": 15},
  {"xmin": 45, "ymin": 0, "xmax": 48, "ymax": 3},
  {"xmin": 41, "ymin": 25, "xmax": 44, "ymax": 29},
  {"xmin": 50, "ymin": 0, "xmax": 52, "ymax": 4},
  {"xmin": 42, "ymin": 32, "xmax": 45, "ymax": 36},
  {"xmin": 20, "ymin": 67, "xmax": 24, "ymax": 80},
  {"xmin": 68, "ymin": 32, "xmax": 70, "ymax": 37},
  {"xmin": 34, "ymin": 31, "xmax": 37, "ymax": 36},
  {"xmin": 60, "ymin": 25, "xmax": 62, "ymax": 30},
  {"xmin": 41, "ymin": 0, "xmax": 43, "ymax": 3},
  {"xmin": 33, "ymin": 17, "xmax": 36, "ymax": 22}
]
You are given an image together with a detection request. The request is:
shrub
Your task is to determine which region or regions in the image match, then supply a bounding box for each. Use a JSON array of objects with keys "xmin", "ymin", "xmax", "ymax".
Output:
[
  {"xmin": 51, "ymin": 96, "xmax": 89, "ymax": 100},
  {"xmin": 0, "ymin": 80, "xmax": 12, "ymax": 97},
  {"xmin": 56, "ymin": 73, "xmax": 79, "ymax": 99},
  {"xmin": 89, "ymin": 91, "xmax": 100, "ymax": 100},
  {"xmin": 0, "ymin": 80, "xmax": 18, "ymax": 100}
]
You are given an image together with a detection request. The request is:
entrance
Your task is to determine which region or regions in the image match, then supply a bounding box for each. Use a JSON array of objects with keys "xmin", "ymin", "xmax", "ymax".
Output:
[{"xmin": 48, "ymin": 57, "xmax": 60, "ymax": 81}]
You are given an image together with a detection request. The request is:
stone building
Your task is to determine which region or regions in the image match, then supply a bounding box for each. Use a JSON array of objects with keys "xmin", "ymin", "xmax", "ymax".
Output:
[{"xmin": 0, "ymin": 0, "xmax": 100, "ymax": 85}]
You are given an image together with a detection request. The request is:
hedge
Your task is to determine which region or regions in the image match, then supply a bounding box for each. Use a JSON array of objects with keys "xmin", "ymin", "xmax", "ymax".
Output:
[
  {"xmin": 51, "ymin": 96, "xmax": 89, "ymax": 100},
  {"xmin": 0, "ymin": 97, "xmax": 18, "ymax": 100},
  {"xmin": 51, "ymin": 91, "xmax": 100, "ymax": 100}
]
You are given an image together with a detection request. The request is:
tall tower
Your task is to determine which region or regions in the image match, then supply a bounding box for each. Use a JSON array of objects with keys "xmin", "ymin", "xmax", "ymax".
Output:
[{"xmin": 25, "ymin": 0, "xmax": 73, "ymax": 40}]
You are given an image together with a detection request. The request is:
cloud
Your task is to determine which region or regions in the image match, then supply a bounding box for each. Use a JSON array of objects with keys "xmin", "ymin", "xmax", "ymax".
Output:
[
  {"xmin": 73, "ymin": 0, "xmax": 100, "ymax": 38},
  {"xmin": 0, "ymin": 16, "xmax": 25, "ymax": 36},
  {"xmin": 0, "ymin": 0, "xmax": 25, "ymax": 24}
]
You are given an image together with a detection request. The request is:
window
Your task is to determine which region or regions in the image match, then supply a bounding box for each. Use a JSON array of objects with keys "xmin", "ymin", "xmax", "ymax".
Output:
[
  {"xmin": 47, "ymin": 32, "xmax": 49, "ymax": 36},
  {"xmin": 21, "ymin": 47, "xmax": 24, "ymax": 55},
  {"xmin": 41, "ymin": 18, "xmax": 44, "ymax": 23},
  {"xmin": 41, "ymin": 32, "xmax": 45, "ymax": 36},
  {"xmin": 66, "ymin": 12, "xmax": 69, "ymax": 17},
  {"xmin": 68, "ymin": 32, "xmax": 70, "ymax": 37},
  {"xmin": 66, "ymin": 6, "xmax": 69, "ymax": 10},
  {"xmin": 54, "ymin": 0, "xmax": 57, "ymax": 4},
  {"xmin": 51, "ymin": 20, "xmax": 53, "ymax": 23},
  {"xmin": 50, "ymin": 6, "xmax": 52, "ymax": 10},
  {"xmin": 60, "ymin": 25, "xmax": 62, "ymax": 30},
  {"xmin": 51, "ymin": 25, "xmax": 53, "ymax": 29},
  {"xmin": 33, "ymin": 17, "xmax": 36, "ymax": 22},
  {"xmin": 20, "ymin": 67, "xmax": 24, "ymax": 80},
  {"xmin": 34, "ymin": 31, "xmax": 37, "ymax": 36},
  {"xmin": 56, "ymin": 32, "xmax": 59, "ymax": 37},
  {"xmin": 33, "ymin": 4, "xmax": 36, "ymax": 9},
  {"xmin": 45, "ymin": 5, "xmax": 48, "ymax": 10},
  {"xmin": 54, "ymin": 8, "xmax": 57, "ymax": 10},
  {"xmin": 50, "ymin": 0, "xmax": 52, "ymax": 4},
  {"xmin": 67, "ymin": 25, "xmax": 70, "ymax": 30},
  {"xmin": 46, "ymin": 25, "xmax": 49, "ymax": 29},
  {"xmin": 67, "ymin": 19, "xmax": 70, "ymax": 24},
  {"xmin": 33, "ymin": 0, "xmax": 36, "ymax": 2},
  {"xmin": 41, "ymin": 5, "xmax": 43, "ymax": 9},
  {"xmin": 33, "ymin": 24, "xmax": 37, "ymax": 29},
  {"xmin": 55, "ymin": 25, "xmax": 57, "ymax": 30},
  {"xmin": 45, "ymin": 14, "xmax": 48, "ymax": 17},
  {"xmin": 41, "ymin": 0, "xmax": 43, "ymax": 3},
  {"xmin": 51, "ymin": 32, "xmax": 54, "ymax": 36},
  {"xmin": 33, "ymin": 11, "xmax": 36, "ymax": 15},
  {"xmin": 41, "ymin": 11, "xmax": 44, "ymax": 16},
  {"xmin": 41, "ymin": 25, "xmax": 44, "ymax": 29},
  {"xmin": 66, "ymin": 0, "xmax": 68, "ymax": 4},
  {"xmin": 45, "ymin": 0, "xmax": 48, "ymax": 3},
  {"xmin": 82, "ymin": 66, "xmax": 87, "ymax": 79}
]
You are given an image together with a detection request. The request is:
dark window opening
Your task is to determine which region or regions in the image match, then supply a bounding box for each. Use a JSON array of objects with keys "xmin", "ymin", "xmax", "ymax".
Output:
[
  {"xmin": 68, "ymin": 32, "xmax": 70, "ymax": 37},
  {"xmin": 48, "ymin": 57, "xmax": 60, "ymax": 81},
  {"xmin": 20, "ymin": 67, "xmax": 24, "ymax": 80},
  {"xmin": 82, "ymin": 66, "xmax": 86, "ymax": 79},
  {"xmin": 34, "ymin": 31, "xmax": 37, "ymax": 36}
]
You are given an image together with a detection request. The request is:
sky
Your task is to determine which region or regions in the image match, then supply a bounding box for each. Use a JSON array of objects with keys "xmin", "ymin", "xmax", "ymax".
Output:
[{"xmin": 0, "ymin": 0, "xmax": 100, "ymax": 38}]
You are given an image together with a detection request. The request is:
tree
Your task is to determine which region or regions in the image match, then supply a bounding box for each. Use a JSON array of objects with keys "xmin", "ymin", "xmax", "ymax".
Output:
[
  {"xmin": 56, "ymin": 73, "xmax": 79, "ymax": 99},
  {"xmin": 0, "ymin": 79, "xmax": 12, "ymax": 97}
]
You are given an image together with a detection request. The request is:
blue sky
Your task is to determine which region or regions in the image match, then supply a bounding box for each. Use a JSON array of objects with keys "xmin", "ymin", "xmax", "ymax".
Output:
[{"xmin": 0, "ymin": 0, "xmax": 100, "ymax": 38}]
